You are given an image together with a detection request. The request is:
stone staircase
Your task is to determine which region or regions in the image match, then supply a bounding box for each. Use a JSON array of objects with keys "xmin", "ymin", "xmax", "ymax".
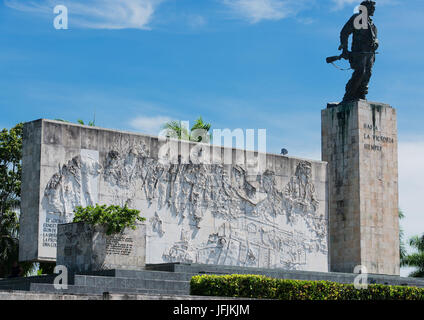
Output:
[
  {"xmin": 1, "ymin": 263, "xmax": 424, "ymax": 297},
  {"xmin": 0, "ymin": 268, "xmax": 196, "ymax": 296}
]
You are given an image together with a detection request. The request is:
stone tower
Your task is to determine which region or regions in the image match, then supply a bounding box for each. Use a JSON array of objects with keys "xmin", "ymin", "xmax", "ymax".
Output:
[{"xmin": 322, "ymin": 100, "xmax": 400, "ymax": 275}]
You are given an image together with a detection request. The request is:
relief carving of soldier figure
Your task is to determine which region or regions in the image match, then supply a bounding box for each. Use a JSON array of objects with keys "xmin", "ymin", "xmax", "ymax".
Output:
[
  {"xmin": 327, "ymin": 0, "xmax": 379, "ymax": 102},
  {"xmin": 284, "ymin": 161, "xmax": 318, "ymax": 211}
]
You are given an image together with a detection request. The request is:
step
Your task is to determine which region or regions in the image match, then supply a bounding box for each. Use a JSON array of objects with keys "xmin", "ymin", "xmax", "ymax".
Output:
[
  {"xmin": 74, "ymin": 275, "xmax": 190, "ymax": 292},
  {"xmin": 0, "ymin": 283, "xmax": 30, "ymax": 291},
  {"xmin": 0, "ymin": 272, "xmax": 192, "ymax": 294},
  {"xmin": 0, "ymin": 274, "xmax": 62, "ymax": 291},
  {"xmin": 147, "ymin": 263, "xmax": 338, "ymax": 279},
  {"xmin": 79, "ymin": 269, "xmax": 196, "ymax": 282},
  {"xmin": 30, "ymin": 283, "xmax": 189, "ymax": 296}
]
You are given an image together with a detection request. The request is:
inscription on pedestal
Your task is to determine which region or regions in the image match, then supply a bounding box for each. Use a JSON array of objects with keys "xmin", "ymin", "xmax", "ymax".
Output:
[
  {"xmin": 106, "ymin": 236, "xmax": 134, "ymax": 256},
  {"xmin": 42, "ymin": 217, "xmax": 62, "ymax": 248},
  {"xmin": 363, "ymin": 123, "xmax": 395, "ymax": 152}
]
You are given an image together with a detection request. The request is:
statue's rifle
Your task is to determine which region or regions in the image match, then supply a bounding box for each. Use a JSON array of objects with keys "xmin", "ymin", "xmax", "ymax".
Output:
[{"xmin": 326, "ymin": 51, "xmax": 379, "ymax": 71}]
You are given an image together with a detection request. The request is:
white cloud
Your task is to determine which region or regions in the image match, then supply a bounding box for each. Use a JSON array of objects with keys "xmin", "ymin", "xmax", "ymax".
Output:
[
  {"xmin": 399, "ymin": 137, "xmax": 424, "ymax": 276},
  {"xmin": 129, "ymin": 115, "xmax": 172, "ymax": 135},
  {"xmin": 398, "ymin": 139, "xmax": 424, "ymax": 236},
  {"xmin": 221, "ymin": 0, "xmax": 307, "ymax": 23},
  {"xmin": 4, "ymin": 0, "xmax": 165, "ymax": 30},
  {"xmin": 331, "ymin": 0, "xmax": 358, "ymax": 10},
  {"xmin": 398, "ymin": 138, "xmax": 424, "ymax": 276},
  {"xmin": 330, "ymin": 0, "xmax": 397, "ymax": 10},
  {"xmin": 187, "ymin": 14, "xmax": 207, "ymax": 28}
]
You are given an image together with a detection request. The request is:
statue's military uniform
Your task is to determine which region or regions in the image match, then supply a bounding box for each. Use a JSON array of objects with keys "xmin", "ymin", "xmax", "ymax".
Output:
[{"xmin": 340, "ymin": 8, "xmax": 378, "ymax": 102}]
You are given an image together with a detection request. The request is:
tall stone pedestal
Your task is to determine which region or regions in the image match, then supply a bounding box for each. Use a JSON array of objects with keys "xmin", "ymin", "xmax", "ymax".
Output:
[{"xmin": 322, "ymin": 100, "xmax": 399, "ymax": 275}]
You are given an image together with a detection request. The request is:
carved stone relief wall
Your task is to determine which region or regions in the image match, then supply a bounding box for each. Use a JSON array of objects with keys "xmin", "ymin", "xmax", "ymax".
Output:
[{"xmin": 20, "ymin": 120, "xmax": 328, "ymax": 271}]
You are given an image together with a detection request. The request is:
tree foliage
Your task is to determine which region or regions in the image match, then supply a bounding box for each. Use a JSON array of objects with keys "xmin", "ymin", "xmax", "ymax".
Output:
[
  {"xmin": 163, "ymin": 120, "xmax": 190, "ymax": 140},
  {"xmin": 77, "ymin": 119, "xmax": 96, "ymax": 127},
  {"xmin": 0, "ymin": 211, "xmax": 19, "ymax": 277},
  {"xmin": 399, "ymin": 210, "xmax": 407, "ymax": 264},
  {"xmin": 73, "ymin": 204, "xmax": 145, "ymax": 235},
  {"xmin": 0, "ymin": 124, "xmax": 23, "ymax": 277},
  {"xmin": 190, "ymin": 116, "xmax": 211, "ymax": 142},
  {"xmin": 163, "ymin": 116, "xmax": 211, "ymax": 143},
  {"xmin": 0, "ymin": 123, "xmax": 23, "ymax": 215},
  {"xmin": 0, "ymin": 123, "xmax": 35, "ymax": 277},
  {"xmin": 402, "ymin": 234, "xmax": 424, "ymax": 278}
]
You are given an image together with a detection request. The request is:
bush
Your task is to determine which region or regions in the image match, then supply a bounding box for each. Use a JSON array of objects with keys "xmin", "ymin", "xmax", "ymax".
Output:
[
  {"xmin": 190, "ymin": 274, "xmax": 424, "ymax": 300},
  {"xmin": 73, "ymin": 204, "xmax": 145, "ymax": 235}
]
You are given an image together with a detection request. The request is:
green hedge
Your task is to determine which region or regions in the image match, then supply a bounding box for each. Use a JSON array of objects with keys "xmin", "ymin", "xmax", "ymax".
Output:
[{"xmin": 190, "ymin": 274, "xmax": 424, "ymax": 300}]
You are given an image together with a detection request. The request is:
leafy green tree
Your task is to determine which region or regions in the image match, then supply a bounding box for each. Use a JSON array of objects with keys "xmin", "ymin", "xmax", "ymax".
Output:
[
  {"xmin": 0, "ymin": 123, "xmax": 22, "ymax": 215},
  {"xmin": 73, "ymin": 204, "xmax": 145, "ymax": 235},
  {"xmin": 402, "ymin": 234, "xmax": 424, "ymax": 278},
  {"xmin": 0, "ymin": 124, "xmax": 35, "ymax": 277}
]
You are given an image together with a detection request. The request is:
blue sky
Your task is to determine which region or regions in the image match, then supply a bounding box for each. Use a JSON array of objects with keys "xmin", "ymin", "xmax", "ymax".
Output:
[{"xmin": 1, "ymin": 0, "xmax": 424, "ymax": 276}]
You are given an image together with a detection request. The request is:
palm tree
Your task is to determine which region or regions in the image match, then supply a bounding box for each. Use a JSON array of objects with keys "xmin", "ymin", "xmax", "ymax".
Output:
[
  {"xmin": 402, "ymin": 234, "xmax": 424, "ymax": 277},
  {"xmin": 163, "ymin": 120, "xmax": 190, "ymax": 140},
  {"xmin": 190, "ymin": 116, "xmax": 212, "ymax": 142},
  {"xmin": 163, "ymin": 117, "xmax": 211, "ymax": 142},
  {"xmin": 0, "ymin": 211, "xmax": 19, "ymax": 277},
  {"xmin": 399, "ymin": 210, "xmax": 407, "ymax": 263},
  {"xmin": 77, "ymin": 119, "xmax": 96, "ymax": 126},
  {"xmin": 0, "ymin": 210, "xmax": 37, "ymax": 277}
]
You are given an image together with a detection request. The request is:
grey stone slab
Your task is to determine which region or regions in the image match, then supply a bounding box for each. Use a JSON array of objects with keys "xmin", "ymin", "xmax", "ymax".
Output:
[
  {"xmin": 19, "ymin": 121, "xmax": 43, "ymax": 262},
  {"xmin": 112, "ymin": 270, "xmax": 194, "ymax": 281},
  {"xmin": 57, "ymin": 222, "xmax": 146, "ymax": 273}
]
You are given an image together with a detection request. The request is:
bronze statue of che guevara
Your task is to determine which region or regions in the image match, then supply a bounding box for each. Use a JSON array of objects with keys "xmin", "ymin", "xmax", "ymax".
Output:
[{"xmin": 328, "ymin": 0, "xmax": 379, "ymax": 103}]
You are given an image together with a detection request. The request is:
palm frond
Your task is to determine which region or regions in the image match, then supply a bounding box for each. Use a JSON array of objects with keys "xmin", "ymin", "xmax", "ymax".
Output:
[
  {"xmin": 163, "ymin": 121, "xmax": 190, "ymax": 140},
  {"xmin": 403, "ymin": 233, "xmax": 424, "ymax": 278},
  {"xmin": 409, "ymin": 235, "xmax": 424, "ymax": 252}
]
